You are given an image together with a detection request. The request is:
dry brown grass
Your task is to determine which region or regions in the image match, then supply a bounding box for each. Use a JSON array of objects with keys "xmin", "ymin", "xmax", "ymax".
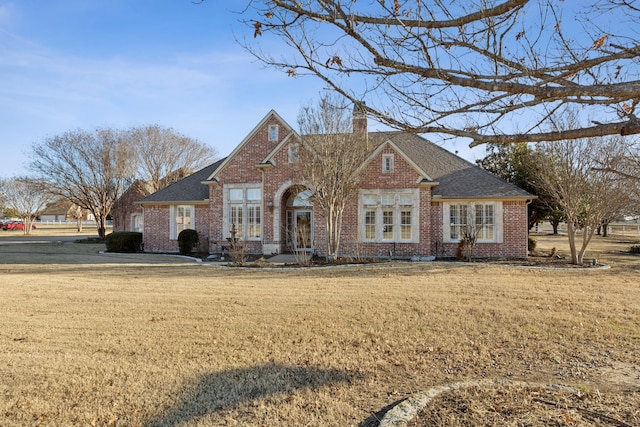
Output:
[{"xmin": 0, "ymin": 231, "xmax": 639, "ymax": 426}]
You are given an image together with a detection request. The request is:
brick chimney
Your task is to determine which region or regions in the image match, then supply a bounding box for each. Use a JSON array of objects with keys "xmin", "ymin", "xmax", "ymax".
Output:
[{"xmin": 352, "ymin": 102, "xmax": 368, "ymax": 147}]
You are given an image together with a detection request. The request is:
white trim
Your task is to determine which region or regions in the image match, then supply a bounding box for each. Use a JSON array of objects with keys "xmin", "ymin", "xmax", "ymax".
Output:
[
  {"xmin": 170, "ymin": 204, "xmax": 195, "ymax": 240},
  {"xmin": 268, "ymin": 124, "xmax": 279, "ymax": 141},
  {"xmin": 382, "ymin": 153, "xmax": 394, "ymax": 173},
  {"xmin": 222, "ymin": 184, "xmax": 264, "ymax": 241},
  {"xmin": 358, "ymin": 189, "xmax": 420, "ymax": 243},
  {"xmin": 442, "ymin": 201, "xmax": 503, "ymax": 244}
]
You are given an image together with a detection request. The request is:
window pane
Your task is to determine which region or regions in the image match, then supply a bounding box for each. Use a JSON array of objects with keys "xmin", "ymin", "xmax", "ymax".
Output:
[
  {"xmin": 383, "ymin": 210, "xmax": 394, "ymax": 239},
  {"xmin": 365, "ymin": 210, "xmax": 376, "ymax": 240},
  {"xmin": 247, "ymin": 188, "xmax": 261, "ymax": 201},
  {"xmin": 230, "ymin": 205, "xmax": 243, "ymax": 238},
  {"xmin": 248, "ymin": 205, "xmax": 261, "ymax": 238},
  {"xmin": 381, "ymin": 194, "xmax": 394, "ymax": 206},
  {"xmin": 363, "ymin": 194, "xmax": 377, "ymax": 206},
  {"xmin": 398, "ymin": 194, "xmax": 413, "ymax": 206},
  {"xmin": 401, "ymin": 210, "xmax": 412, "ymax": 240},
  {"xmin": 450, "ymin": 204, "xmax": 467, "ymax": 240},
  {"xmin": 269, "ymin": 125, "xmax": 279, "ymax": 141},
  {"xmin": 229, "ymin": 189, "xmax": 243, "ymax": 201}
]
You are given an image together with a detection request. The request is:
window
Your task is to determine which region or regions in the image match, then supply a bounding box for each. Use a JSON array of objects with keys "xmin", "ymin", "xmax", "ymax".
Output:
[
  {"xmin": 382, "ymin": 154, "xmax": 394, "ymax": 173},
  {"xmin": 400, "ymin": 210, "xmax": 412, "ymax": 240},
  {"xmin": 449, "ymin": 203, "xmax": 468, "ymax": 241},
  {"xmin": 226, "ymin": 186, "xmax": 262, "ymax": 240},
  {"xmin": 131, "ymin": 213, "xmax": 143, "ymax": 233},
  {"xmin": 475, "ymin": 203, "xmax": 495, "ymax": 241},
  {"xmin": 171, "ymin": 205, "xmax": 194, "ymax": 240},
  {"xmin": 359, "ymin": 190, "xmax": 418, "ymax": 242},
  {"xmin": 268, "ymin": 124, "xmax": 279, "ymax": 141},
  {"xmin": 365, "ymin": 210, "xmax": 376, "ymax": 240},
  {"xmin": 444, "ymin": 202, "xmax": 501, "ymax": 243},
  {"xmin": 247, "ymin": 205, "xmax": 261, "ymax": 239},
  {"xmin": 288, "ymin": 144, "xmax": 298, "ymax": 163}
]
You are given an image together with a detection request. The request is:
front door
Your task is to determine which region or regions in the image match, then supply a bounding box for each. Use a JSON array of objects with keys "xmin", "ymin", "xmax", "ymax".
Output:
[{"xmin": 286, "ymin": 209, "xmax": 313, "ymax": 252}]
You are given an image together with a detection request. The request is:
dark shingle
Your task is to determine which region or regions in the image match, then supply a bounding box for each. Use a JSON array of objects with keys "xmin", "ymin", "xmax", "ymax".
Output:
[
  {"xmin": 139, "ymin": 158, "xmax": 225, "ymax": 203},
  {"xmin": 370, "ymin": 132, "xmax": 532, "ymax": 199}
]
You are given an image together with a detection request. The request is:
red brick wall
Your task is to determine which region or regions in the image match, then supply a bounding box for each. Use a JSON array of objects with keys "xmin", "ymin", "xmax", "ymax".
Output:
[
  {"xmin": 142, "ymin": 204, "xmax": 209, "ymax": 253},
  {"xmin": 431, "ymin": 200, "xmax": 529, "ymax": 259}
]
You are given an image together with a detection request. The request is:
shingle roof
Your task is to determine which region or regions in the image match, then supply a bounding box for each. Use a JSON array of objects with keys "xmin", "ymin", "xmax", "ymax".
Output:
[
  {"xmin": 141, "ymin": 130, "xmax": 532, "ymax": 203},
  {"xmin": 138, "ymin": 158, "xmax": 225, "ymax": 204},
  {"xmin": 369, "ymin": 132, "xmax": 532, "ymax": 199}
]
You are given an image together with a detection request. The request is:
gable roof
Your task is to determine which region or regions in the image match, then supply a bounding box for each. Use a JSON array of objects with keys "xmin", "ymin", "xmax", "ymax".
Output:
[
  {"xmin": 138, "ymin": 158, "xmax": 225, "ymax": 204},
  {"xmin": 207, "ymin": 110, "xmax": 293, "ymax": 181},
  {"xmin": 368, "ymin": 132, "xmax": 533, "ymax": 199}
]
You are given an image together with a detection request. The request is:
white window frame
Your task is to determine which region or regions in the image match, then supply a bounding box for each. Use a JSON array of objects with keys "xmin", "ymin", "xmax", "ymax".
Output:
[
  {"xmin": 223, "ymin": 185, "xmax": 263, "ymax": 241},
  {"xmin": 131, "ymin": 213, "xmax": 143, "ymax": 233},
  {"xmin": 358, "ymin": 189, "xmax": 419, "ymax": 243},
  {"xmin": 170, "ymin": 204, "xmax": 194, "ymax": 240},
  {"xmin": 288, "ymin": 143, "xmax": 299, "ymax": 163},
  {"xmin": 442, "ymin": 201, "xmax": 502, "ymax": 243},
  {"xmin": 268, "ymin": 124, "xmax": 279, "ymax": 141},
  {"xmin": 382, "ymin": 154, "xmax": 394, "ymax": 173}
]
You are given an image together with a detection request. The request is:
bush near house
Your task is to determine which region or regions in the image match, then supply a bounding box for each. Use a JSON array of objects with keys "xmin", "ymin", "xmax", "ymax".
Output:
[
  {"xmin": 105, "ymin": 232, "xmax": 143, "ymax": 253},
  {"xmin": 178, "ymin": 229, "xmax": 199, "ymax": 256}
]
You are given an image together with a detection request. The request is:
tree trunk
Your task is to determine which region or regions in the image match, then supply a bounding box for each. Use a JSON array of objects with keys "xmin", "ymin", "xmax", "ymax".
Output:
[
  {"xmin": 551, "ymin": 220, "xmax": 560, "ymax": 235},
  {"xmin": 97, "ymin": 214, "xmax": 108, "ymax": 240},
  {"xmin": 567, "ymin": 221, "xmax": 579, "ymax": 264}
]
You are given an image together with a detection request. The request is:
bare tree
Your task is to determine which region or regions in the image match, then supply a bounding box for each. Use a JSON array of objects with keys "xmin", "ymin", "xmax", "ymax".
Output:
[
  {"xmin": 534, "ymin": 130, "xmax": 634, "ymax": 264},
  {"xmin": 30, "ymin": 128, "xmax": 136, "ymax": 239},
  {"xmin": 244, "ymin": 0, "xmax": 640, "ymax": 146},
  {"xmin": 296, "ymin": 96, "xmax": 370, "ymax": 262},
  {"xmin": 0, "ymin": 177, "xmax": 55, "ymax": 234},
  {"xmin": 67, "ymin": 204, "xmax": 86, "ymax": 232},
  {"xmin": 126, "ymin": 125, "xmax": 217, "ymax": 193}
]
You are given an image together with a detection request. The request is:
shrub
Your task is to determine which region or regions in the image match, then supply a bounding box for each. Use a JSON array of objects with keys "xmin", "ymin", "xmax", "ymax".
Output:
[
  {"xmin": 528, "ymin": 236, "xmax": 537, "ymax": 252},
  {"xmin": 105, "ymin": 232, "xmax": 143, "ymax": 253},
  {"xmin": 630, "ymin": 245, "xmax": 640, "ymax": 254},
  {"xmin": 178, "ymin": 229, "xmax": 199, "ymax": 255}
]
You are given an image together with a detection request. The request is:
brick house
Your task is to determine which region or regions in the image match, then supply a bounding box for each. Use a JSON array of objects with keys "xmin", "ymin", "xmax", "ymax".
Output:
[{"xmin": 139, "ymin": 110, "xmax": 533, "ymax": 259}]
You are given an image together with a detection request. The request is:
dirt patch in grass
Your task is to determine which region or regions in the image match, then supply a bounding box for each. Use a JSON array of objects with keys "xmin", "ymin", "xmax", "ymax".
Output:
[{"xmin": 0, "ymin": 232, "xmax": 638, "ymax": 426}]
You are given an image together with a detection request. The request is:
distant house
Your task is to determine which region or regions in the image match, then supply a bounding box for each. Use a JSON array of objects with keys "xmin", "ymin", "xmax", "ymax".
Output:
[
  {"xmin": 139, "ymin": 110, "xmax": 533, "ymax": 259},
  {"xmin": 39, "ymin": 199, "xmax": 91, "ymax": 223}
]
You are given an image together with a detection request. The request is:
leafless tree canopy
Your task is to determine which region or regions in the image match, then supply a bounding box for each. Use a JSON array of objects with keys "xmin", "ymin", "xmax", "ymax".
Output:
[
  {"xmin": 533, "ymin": 117, "xmax": 635, "ymax": 264},
  {"xmin": 244, "ymin": 0, "xmax": 640, "ymax": 146},
  {"xmin": 0, "ymin": 177, "xmax": 56, "ymax": 234},
  {"xmin": 126, "ymin": 125, "xmax": 217, "ymax": 193},
  {"xmin": 30, "ymin": 128, "xmax": 136, "ymax": 239}
]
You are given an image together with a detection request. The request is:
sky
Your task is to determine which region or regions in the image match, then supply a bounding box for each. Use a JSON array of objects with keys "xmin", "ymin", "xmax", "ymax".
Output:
[{"xmin": 0, "ymin": 1, "xmax": 484, "ymax": 178}]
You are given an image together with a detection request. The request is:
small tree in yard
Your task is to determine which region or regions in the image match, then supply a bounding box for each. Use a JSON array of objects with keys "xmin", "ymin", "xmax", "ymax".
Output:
[
  {"xmin": 0, "ymin": 177, "xmax": 55, "ymax": 234},
  {"xmin": 296, "ymin": 95, "xmax": 370, "ymax": 262},
  {"xmin": 67, "ymin": 204, "xmax": 85, "ymax": 232},
  {"xmin": 534, "ymin": 127, "xmax": 634, "ymax": 264}
]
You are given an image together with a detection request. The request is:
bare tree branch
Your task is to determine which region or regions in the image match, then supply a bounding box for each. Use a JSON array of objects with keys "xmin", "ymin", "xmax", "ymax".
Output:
[{"xmin": 243, "ymin": 0, "xmax": 640, "ymax": 145}]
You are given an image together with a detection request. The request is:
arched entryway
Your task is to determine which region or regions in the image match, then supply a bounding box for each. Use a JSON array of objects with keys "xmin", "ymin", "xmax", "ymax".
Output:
[{"xmin": 282, "ymin": 187, "xmax": 314, "ymax": 253}]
